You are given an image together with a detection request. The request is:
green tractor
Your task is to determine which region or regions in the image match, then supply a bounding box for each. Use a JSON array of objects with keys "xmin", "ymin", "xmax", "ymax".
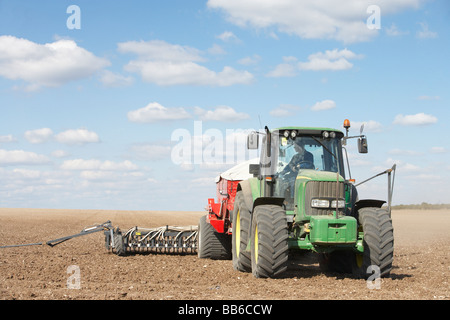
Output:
[{"xmin": 231, "ymin": 120, "xmax": 396, "ymax": 279}]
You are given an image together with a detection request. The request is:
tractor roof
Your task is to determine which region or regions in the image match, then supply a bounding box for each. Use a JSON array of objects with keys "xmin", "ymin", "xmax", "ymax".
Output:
[{"xmin": 274, "ymin": 126, "xmax": 344, "ymax": 137}]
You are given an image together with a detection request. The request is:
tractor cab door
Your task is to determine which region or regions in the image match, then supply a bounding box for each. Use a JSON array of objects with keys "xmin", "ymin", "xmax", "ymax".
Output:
[{"xmin": 259, "ymin": 130, "xmax": 297, "ymax": 209}]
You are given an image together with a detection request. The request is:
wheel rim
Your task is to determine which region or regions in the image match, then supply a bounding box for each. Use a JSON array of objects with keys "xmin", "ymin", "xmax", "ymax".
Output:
[
  {"xmin": 254, "ymin": 225, "xmax": 258, "ymax": 264},
  {"xmin": 235, "ymin": 210, "xmax": 241, "ymax": 256},
  {"xmin": 356, "ymin": 253, "xmax": 363, "ymax": 268}
]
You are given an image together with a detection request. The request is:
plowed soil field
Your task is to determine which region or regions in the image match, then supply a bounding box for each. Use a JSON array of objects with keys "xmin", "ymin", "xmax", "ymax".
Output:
[{"xmin": 0, "ymin": 208, "xmax": 449, "ymax": 300}]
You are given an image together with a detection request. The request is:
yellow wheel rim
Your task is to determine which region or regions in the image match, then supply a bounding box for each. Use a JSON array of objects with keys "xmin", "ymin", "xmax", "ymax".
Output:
[
  {"xmin": 254, "ymin": 225, "xmax": 258, "ymax": 264},
  {"xmin": 356, "ymin": 253, "xmax": 363, "ymax": 268},
  {"xmin": 235, "ymin": 210, "xmax": 241, "ymax": 256}
]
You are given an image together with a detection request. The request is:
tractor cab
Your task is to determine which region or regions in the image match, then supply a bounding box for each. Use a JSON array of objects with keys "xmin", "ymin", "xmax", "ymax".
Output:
[{"xmin": 248, "ymin": 127, "xmax": 347, "ymax": 214}]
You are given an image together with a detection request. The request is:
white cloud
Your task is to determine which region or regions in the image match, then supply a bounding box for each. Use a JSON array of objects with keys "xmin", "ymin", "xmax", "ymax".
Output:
[
  {"xmin": 0, "ymin": 149, "xmax": 50, "ymax": 166},
  {"xmin": 171, "ymin": 128, "xmax": 256, "ymax": 167},
  {"xmin": 389, "ymin": 149, "xmax": 423, "ymax": 156},
  {"xmin": 266, "ymin": 63, "xmax": 298, "ymax": 78},
  {"xmin": 127, "ymin": 102, "xmax": 191, "ymax": 123},
  {"xmin": 416, "ymin": 22, "xmax": 438, "ymax": 39},
  {"xmin": 55, "ymin": 128, "xmax": 100, "ymax": 145},
  {"xmin": 267, "ymin": 49, "xmax": 361, "ymax": 77},
  {"xmin": 311, "ymin": 99, "xmax": 336, "ymax": 111},
  {"xmin": 79, "ymin": 170, "xmax": 144, "ymax": 182},
  {"xmin": 51, "ymin": 150, "xmax": 70, "ymax": 158},
  {"xmin": 385, "ymin": 23, "xmax": 409, "ymax": 36},
  {"xmin": 393, "ymin": 113, "xmax": 438, "ymax": 126},
  {"xmin": 24, "ymin": 128, "xmax": 53, "ymax": 144},
  {"xmin": 118, "ymin": 40, "xmax": 204, "ymax": 62},
  {"xmin": 207, "ymin": 0, "xmax": 423, "ymax": 43},
  {"xmin": 298, "ymin": 49, "xmax": 361, "ymax": 71},
  {"xmin": 238, "ymin": 54, "xmax": 262, "ymax": 66},
  {"xmin": 350, "ymin": 120, "xmax": 383, "ymax": 133},
  {"xmin": 130, "ymin": 144, "xmax": 172, "ymax": 161},
  {"xmin": 430, "ymin": 147, "xmax": 447, "ymax": 154},
  {"xmin": 266, "ymin": 56, "xmax": 298, "ymax": 77},
  {"xmin": 125, "ymin": 60, "xmax": 253, "ymax": 87},
  {"xmin": 270, "ymin": 104, "xmax": 301, "ymax": 117},
  {"xmin": 216, "ymin": 31, "xmax": 240, "ymax": 42},
  {"xmin": 369, "ymin": 158, "xmax": 420, "ymax": 177},
  {"xmin": 118, "ymin": 39, "xmax": 253, "ymax": 86},
  {"xmin": 208, "ymin": 44, "xmax": 226, "ymax": 55},
  {"xmin": 12, "ymin": 168, "xmax": 41, "ymax": 179},
  {"xmin": 80, "ymin": 170, "xmax": 117, "ymax": 181},
  {"xmin": 194, "ymin": 106, "xmax": 250, "ymax": 122},
  {"xmin": 387, "ymin": 158, "xmax": 420, "ymax": 173},
  {"xmin": 417, "ymin": 95, "xmax": 440, "ymax": 100},
  {"xmin": 61, "ymin": 159, "xmax": 138, "ymax": 171},
  {"xmin": 0, "ymin": 36, "xmax": 110, "ymax": 89},
  {"xmin": 22, "ymin": 127, "xmax": 100, "ymax": 145},
  {"xmin": 100, "ymin": 70, "xmax": 134, "ymax": 87},
  {"xmin": 0, "ymin": 135, "xmax": 16, "ymax": 144}
]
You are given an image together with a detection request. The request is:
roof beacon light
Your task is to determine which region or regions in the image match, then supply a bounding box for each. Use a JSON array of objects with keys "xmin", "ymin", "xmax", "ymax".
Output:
[{"xmin": 343, "ymin": 119, "xmax": 351, "ymax": 130}]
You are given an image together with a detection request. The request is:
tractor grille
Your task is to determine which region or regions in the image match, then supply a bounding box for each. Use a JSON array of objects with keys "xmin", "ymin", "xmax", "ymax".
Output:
[{"xmin": 304, "ymin": 181, "xmax": 345, "ymax": 216}]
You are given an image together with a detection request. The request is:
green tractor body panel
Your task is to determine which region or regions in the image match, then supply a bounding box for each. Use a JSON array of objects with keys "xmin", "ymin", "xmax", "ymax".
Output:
[
  {"xmin": 309, "ymin": 215, "xmax": 357, "ymax": 245},
  {"xmin": 248, "ymin": 177, "xmax": 260, "ymax": 203},
  {"xmin": 288, "ymin": 215, "xmax": 359, "ymax": 253}
]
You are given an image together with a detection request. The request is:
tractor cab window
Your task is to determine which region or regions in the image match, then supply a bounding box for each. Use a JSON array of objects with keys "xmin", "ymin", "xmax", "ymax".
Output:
[
  {"xmin": 263, "ymin": 132, "xmax": 344, "ymax": 210},
  {"xmin": 275, "ymin": 135, "xmax": 342, "ymax": 176}
]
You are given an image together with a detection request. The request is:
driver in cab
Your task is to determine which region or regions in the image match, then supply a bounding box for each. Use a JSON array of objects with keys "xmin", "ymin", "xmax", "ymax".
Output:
[
  {"xmin": 278, "ymin": 138, "xmax": 314, "ymax": 203},
  {"xmin": 286, "ymin": 139, "xmax": 314, "ymax": 173}
]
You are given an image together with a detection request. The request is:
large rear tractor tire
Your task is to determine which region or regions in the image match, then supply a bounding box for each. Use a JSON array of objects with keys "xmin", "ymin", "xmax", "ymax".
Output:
[
  {"xmin": 352, "ymin": 207, "xmax": 394, "ymax": 279},
  {"xmin": 197, "ymin": 215, "xmax": 231, "ymax": 260},
  {"xmin": 231, "ymin": 191, "xmax": 252, "ymax": 272},
  {"xmin": 250, "ymin": 205, "xmax": 289, "ymax": 278}
]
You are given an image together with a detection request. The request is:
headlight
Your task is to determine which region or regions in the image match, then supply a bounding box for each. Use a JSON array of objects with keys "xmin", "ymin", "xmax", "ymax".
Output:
[
  {"xmin": 283, "ymin": 130, "xmax": 290, "ymax": 138},
  {"xmin": 311, "ymin": 199, "xmax": 330, "ymax": 208},
  {"xmin": 331, "ymin": 200, "xmax": 345, "ymax": 208}
]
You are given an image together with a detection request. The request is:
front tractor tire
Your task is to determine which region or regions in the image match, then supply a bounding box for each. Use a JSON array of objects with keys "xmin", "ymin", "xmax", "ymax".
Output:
[
  {"xmin": 231, "ymin": 191, "xmax": 252, "ymax": 272},
  {"xmin": 251, "ymin": 205, "xmax": 289, "ymax": 278},
  {"xmin": 197, "ymin": 215, "xmax": 231, "ymax": 260},
  {"xmin": 352, "ymin": 207, "xmax": 394, "ymax": 279}
]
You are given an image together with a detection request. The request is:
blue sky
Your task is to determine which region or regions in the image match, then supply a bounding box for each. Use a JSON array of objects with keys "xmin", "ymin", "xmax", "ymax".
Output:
[{"xmin": 0, "ymin": 0, "xmax": 448, "ymax": 211}]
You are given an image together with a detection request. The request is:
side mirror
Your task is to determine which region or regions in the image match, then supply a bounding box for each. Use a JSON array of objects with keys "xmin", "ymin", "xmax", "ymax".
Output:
[
  {"xmin": 265, "ymin": 126, "xmax": 271, "ymax": 157},
  {"xmin": 247, "ymin": 132, "xmax": 259, "ymax": 150},
  {"xmin": 249, "ymin": 164, "xmax": 260, "ymax": 177},
  {"xmin": 358, "ymin": 137, "xmax": 368, "ymax": 153}
]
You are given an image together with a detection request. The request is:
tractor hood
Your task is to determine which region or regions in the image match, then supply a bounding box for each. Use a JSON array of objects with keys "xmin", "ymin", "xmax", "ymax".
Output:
[{"xmin": 295, "ymin": 169, "xmax": 345, "ymax": 183}]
